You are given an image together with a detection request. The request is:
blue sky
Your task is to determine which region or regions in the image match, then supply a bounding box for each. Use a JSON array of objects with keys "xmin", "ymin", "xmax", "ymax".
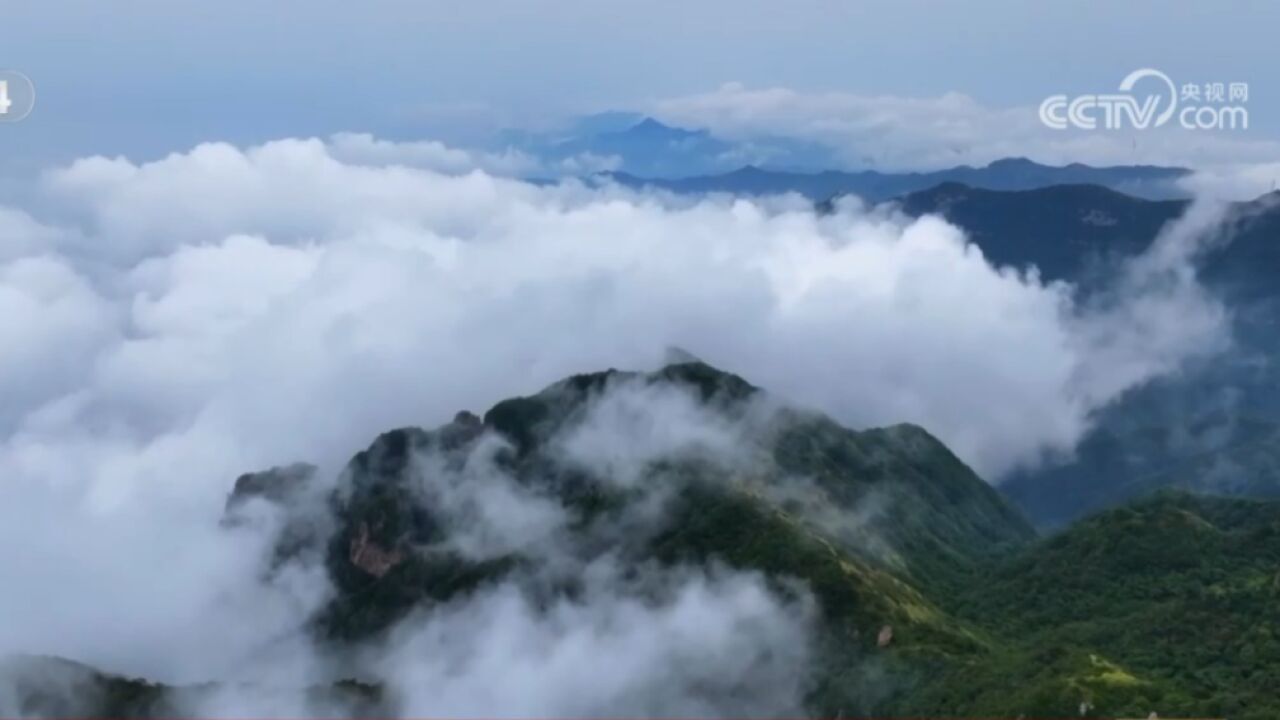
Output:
[{"xmin": 3, "ymin": 0, "xmax": 1278, "ymax": 173}]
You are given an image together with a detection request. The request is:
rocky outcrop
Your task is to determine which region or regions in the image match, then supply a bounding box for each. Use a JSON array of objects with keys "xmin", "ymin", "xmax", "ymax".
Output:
[
  {"xmin": 223, "ymin": 462, "xmax": 317, "ymax": 518},
  {"xmin": 877, "ymin": 624, "xmax": 894, "ymax": 648},
  {"xmin": 347, "ymin": 521, "xmax": 404, "ymax": 578}
]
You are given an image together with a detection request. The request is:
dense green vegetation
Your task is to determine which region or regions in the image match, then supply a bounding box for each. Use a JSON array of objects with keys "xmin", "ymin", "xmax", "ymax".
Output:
[{"xmin": 925, "ymin": 493, "xmax": 1280, "ymax": 720}]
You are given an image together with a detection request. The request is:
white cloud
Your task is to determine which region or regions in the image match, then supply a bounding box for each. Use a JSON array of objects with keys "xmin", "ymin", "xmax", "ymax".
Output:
[
  {"xmin": 1178, "ymin": 162, "xmax": 1280, "ymax": 200},
  {"xmin": 557, "ymin": 151, "xmax": 624, "ymax": 175},
  {"xmin": 375, "ymin": 565, "xmax": 814, "ymax": 719},
  {"xmin": 0, "ymin": 208, "xmax": 67, "ymax": 263},
  {"xmin": 10, "ymin": 135, "xmax": 1232, "ymax": 481},
  {"xmin": 0, "ymin": 255, "xmax": 117, "ymax": 436},
  {"xmin": 555, "ymin": 379, "xmax": 763, "ymax": 489},
  {"xmin": 326, "ymin": 132, "xmax": 539, "ymax": 177}
]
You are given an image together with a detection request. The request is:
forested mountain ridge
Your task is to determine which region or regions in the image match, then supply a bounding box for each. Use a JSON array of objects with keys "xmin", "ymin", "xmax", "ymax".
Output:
[{"xmin": 4, "ymin": 363, "xmax": 1275, "ymax": 718}]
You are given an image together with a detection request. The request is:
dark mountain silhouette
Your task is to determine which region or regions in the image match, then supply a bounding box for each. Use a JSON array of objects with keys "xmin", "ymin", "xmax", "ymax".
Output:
[{"xmin": 602, "ymin": 156, "xmax": 1190, "ymax": 201}]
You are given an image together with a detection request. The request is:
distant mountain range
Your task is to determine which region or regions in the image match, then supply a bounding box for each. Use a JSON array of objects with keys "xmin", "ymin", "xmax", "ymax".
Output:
[
  {"xmin": 895, "ymin": 182, "xmax": 1280, "ymax": 289},
  {"xmin": 603, "ymin": 156, "xmax": 1191, "ymax": 201},
  {"xmin": 506, "ymin": 115, "xmax": 1191, "ymax": 197},
  {"xmin": 6, "ymin": 362, "xmax": 1278, "ymax": 719}
]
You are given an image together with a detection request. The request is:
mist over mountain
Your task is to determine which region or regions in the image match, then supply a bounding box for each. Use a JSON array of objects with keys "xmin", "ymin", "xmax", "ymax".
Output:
[
  {"xmin": 4, "ymin": 361, "xmax": 1277, "ymax": 720},
  {"xmin": 1, "ymin": 360, "xmax": 1030, "ymax": 717},
  {"xmin": 885, "ymin": 183, "xmax": 1280, "ymax": 527}
]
